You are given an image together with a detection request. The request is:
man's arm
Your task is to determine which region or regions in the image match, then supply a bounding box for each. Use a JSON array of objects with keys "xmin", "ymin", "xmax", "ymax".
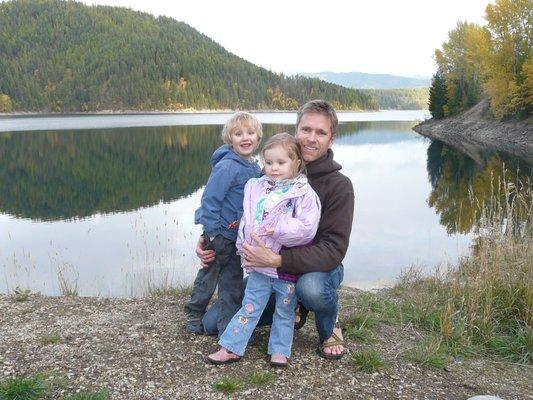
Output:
[{"xmin": 279, "ymin": 178, "xmax": 354, "ymax": 275}]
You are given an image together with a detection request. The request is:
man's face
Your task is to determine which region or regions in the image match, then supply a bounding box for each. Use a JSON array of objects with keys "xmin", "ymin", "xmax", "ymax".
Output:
[{"xmin": 295, "ymin": 113, "xmax": 334, "ymax": 163}]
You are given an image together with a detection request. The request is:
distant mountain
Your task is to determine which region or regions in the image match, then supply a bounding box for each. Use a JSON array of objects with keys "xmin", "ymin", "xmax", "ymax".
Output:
[
  {"xmin": 301, "ymin": 71, "xmax": 431, "ymax": 89},
  {"xmin": 0, "ymin": 0, "xmax": 377, "ymax": 112}
]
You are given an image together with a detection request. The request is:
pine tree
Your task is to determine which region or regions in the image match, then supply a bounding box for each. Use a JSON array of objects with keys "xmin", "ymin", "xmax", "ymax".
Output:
[{"xmin": 429, "ymin": 71, "xmax": 447, "ymax": 119}]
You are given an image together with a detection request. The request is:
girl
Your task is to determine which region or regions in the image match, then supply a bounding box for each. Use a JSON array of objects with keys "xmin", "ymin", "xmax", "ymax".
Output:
[{"xmin": 206, "ymin": 132, "xmax": 321, "ymax": 367}]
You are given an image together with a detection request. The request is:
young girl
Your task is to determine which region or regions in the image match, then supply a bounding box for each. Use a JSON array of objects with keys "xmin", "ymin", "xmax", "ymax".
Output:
[{"xmin": 206, "ymin": 133, "xmax": 321, "ymax": 367}]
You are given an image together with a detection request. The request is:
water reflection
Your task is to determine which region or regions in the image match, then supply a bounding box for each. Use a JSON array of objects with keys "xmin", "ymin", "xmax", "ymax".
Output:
[
  {"xmin": 4, "ymin": 117, "xmax": 514, "ymax": 296},
  {"xmin": 0, "ymin": 124, "xmax": 282, "ymax": 221},
  {"xmin": 426, "ymin": 140, "xmax": 532, "ymax": 234},
  {"xmin": 0, "ymin": 121, "xmax": 411, "ymax": 221}
]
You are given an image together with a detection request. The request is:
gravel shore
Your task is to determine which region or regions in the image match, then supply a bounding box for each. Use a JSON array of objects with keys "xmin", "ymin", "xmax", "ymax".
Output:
[
  {"xmin": 1, "ymin": 289, "xmax": 531, "ymax": 399},
  {"xmin": 413, "ymin": 100, "xmax": 533, "ymax": 164}
]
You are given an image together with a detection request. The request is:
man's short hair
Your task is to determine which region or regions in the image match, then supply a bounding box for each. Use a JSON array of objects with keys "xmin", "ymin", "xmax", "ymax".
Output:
[{"xmin": 295, "ymin": 100, "xmax": 338, "ymax": 136}]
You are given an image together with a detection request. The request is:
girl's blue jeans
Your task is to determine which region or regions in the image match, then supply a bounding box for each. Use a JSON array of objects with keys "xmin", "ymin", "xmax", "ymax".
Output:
[
  {"xmin": 218, "ymin": 271, "xmax": 297, "ymax": 357},
  {"xmin": 203, "ymin": 265, "xmax": 344, "ymax": 343}
]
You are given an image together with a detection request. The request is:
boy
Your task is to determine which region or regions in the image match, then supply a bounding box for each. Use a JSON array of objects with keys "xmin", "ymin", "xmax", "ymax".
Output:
[{"xmin": 184, "ymin": 112, "xmax": 262, "ymax": 336}]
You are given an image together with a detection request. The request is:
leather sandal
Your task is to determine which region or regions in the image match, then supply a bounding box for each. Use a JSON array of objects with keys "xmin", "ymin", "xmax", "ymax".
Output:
[
  {"xmin": 294, "ymin": 302, "xmax": 309, "ymax": 330},
  {"xmin": 317, "ymin": 327, "xmax": 345, "ymax": 360}
]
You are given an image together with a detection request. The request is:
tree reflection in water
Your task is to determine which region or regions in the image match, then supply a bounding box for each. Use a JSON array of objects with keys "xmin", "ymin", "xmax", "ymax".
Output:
[{"xmin": 426, "ymin": 140, "xmax": 532, "ymax": 235}]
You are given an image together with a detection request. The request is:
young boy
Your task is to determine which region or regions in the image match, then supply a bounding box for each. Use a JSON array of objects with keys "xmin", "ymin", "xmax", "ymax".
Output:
[{"xmin": 185, "ymin": 112, "xmax": 262, "ymax": 336}]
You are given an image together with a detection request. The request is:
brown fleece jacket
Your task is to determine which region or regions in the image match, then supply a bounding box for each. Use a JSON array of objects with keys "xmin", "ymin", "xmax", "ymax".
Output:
[{"xmin": 279, "ymin": 149, "xmax": 355, "ymax": 275}]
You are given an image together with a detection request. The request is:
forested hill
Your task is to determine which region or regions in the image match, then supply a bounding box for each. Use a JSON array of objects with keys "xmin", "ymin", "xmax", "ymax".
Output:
[{"xmin": 0, "ymin": 0, "xmax": 377, "ymax": 113}]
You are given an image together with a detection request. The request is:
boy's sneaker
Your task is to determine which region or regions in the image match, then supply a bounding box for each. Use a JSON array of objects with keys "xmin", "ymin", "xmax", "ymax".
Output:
[{"xmin": 186, "ymin": 319, "xmax": 204, "ymax": 335}]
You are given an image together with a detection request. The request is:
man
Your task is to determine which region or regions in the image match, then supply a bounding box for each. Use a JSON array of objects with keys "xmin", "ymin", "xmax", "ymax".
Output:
[{"xmin": 196, "ymin": 100, "xmax": 354, "ymax": 359}]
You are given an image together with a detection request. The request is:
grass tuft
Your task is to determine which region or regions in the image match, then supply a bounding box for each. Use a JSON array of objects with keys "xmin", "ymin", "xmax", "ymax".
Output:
[
  {"xmin": 12, "ymin": 287, "xmax": 31, "ymax": 302},
  {"xmin": 404, "ymin": 335, "xmax": 450, "ymax": 369},
  {"xmin": 66, "ymin": 390, "xmax": 109, "ymax": 400},
  {"xmin": 149, "ymin": 285, "xmax": 192, "ymax": 298},
  {"xmin": 212, "ymin": 371, "xmax": 276, "ymax": 394},
  {"xmin": 212, "ymin": 377, "xmax": 244, "ymax": 394},
  {"xmin": 350, "ymin": 349, "xmax": 386, "ymax": 373},
  {"xmin": 247, "ymin": 371, "xmax": 275, "ymax": 386},
  {"xmin": 40, "ymin": 332, "xmax": 61, "ymax": 346},
  {"xmin": 57, "ymin": 262, "xmax": 79, "ymax": 297},
  {"xmin": 0, "ymin": 375, "xmax": 47, "ymax": 400},
  {"xmin": 343, "ymin": 314, "xmax": 378, "ymax": 343}
]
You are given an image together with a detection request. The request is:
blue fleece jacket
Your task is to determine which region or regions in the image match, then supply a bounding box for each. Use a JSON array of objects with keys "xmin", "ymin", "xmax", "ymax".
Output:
[{"xmin": 194, "ymin": 144, "xmax": 261, "ymax": 241}]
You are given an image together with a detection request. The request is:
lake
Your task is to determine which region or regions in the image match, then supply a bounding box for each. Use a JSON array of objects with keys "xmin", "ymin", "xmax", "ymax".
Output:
[{"xmin": 1, "ymin": 111, "xmax": 530, "ymax": 297}]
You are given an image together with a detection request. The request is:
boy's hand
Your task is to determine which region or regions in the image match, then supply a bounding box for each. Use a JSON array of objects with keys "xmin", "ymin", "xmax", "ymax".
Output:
[{"xmin": 196, "ymin": 236, "xmax": 216, "ymax": 268}]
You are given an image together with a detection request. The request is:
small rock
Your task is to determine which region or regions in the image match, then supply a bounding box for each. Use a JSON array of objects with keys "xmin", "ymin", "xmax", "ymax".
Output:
[{"xmin": 467, "ymin": 397, "xmax": 504, "ymax": 400}]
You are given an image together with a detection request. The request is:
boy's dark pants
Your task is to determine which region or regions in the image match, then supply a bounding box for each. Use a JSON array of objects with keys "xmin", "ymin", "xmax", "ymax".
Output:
[{"xmin": 184, "ymin": 235, "xmax": 243, "ymax": 337}]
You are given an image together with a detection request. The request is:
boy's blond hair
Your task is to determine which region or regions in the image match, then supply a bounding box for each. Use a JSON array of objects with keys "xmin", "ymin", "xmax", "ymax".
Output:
[{"xmin": 221, "ymin": 111, "xmax": 263, "ymax": 146}]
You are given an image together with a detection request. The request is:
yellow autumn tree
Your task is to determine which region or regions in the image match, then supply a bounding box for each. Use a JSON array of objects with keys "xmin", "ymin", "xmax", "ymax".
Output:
[
  {"xmin": 435, "ymin": 22, "xmax": 490, "ymax": 116},
  {"xmin": 0, "ymin": 94, "xmax": 13, "ymax": 112},
  {"xmin": 483, "ymin": 0, "xmax": 533, "ymax": 119}
]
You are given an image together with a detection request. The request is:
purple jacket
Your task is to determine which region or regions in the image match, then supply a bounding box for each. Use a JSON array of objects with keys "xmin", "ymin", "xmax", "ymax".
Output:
[{"xmin": 236, "ymin": 174, "xmax": 321, "ymax": 281}]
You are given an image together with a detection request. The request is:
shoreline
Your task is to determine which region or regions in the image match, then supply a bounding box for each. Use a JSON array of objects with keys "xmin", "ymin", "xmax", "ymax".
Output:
[
  {"xmin": 413, "ymin": 99, "xmax": 533, "ymax": 164},
  {"xmin": 0, "ymin": 108, "xmax": 422, "ymax": 118}
]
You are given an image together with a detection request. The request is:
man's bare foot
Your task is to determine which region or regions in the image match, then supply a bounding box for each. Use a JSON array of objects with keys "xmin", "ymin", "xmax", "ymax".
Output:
[
  {"xmin": 323, "ymin": 326, "xmax": 344, "ymax": 356},
  {"xmin": 318, "ymin": 326, "xmax": 345, "ymax": 360},
  {"xmin": 205, "ymin": 347, "xmax": 241, "ymax": 365}
]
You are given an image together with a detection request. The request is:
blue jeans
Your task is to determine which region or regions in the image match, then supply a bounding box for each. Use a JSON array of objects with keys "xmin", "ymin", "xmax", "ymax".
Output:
[
  {"xmin": 296, "ymin": 265, "xmax": 344, "ymax": 341},
  {"xmin": 203, "ymin": 265, "xmax": 344, "ymax": 342},
  {"xmin": 218, "ymin": 272, "xmax": 297, "ymax": 357},
  {"xmin": 184, "ymin": 236, "xmax": 243, "ymax": 336}
]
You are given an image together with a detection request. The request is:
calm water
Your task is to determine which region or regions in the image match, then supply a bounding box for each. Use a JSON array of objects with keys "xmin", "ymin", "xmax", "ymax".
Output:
[{"xmin": 1, "ymin": 111, "xmax": 530, "ymax": 297}]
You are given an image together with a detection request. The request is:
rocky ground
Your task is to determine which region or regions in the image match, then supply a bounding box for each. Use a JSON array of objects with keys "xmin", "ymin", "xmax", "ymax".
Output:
[
  {"xmin": 413, "ymin": 100, "xmax": 533, "ymax": 165},
  {"xmin": 1, "ymin": 289, "xmax": 531, "ymax": 399}
]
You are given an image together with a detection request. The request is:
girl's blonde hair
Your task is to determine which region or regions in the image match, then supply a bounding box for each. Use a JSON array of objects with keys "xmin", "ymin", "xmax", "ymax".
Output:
[
  {"xmin": 260, "ymin": 133, "xmax": 306, "ymax": 178},
  {"xmin": 221, "ymin": 111, "xmax": 263, "ymax": 146}
]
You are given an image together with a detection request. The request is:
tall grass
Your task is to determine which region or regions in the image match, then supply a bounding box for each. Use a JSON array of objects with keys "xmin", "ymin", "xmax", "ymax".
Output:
[
  {"xmin": 57, "ymin": 262, "xmax": 79, "ymax": 297},
  {"xmin": 393, "ymin": 171, "xmax": 532, "ymax": 363}
]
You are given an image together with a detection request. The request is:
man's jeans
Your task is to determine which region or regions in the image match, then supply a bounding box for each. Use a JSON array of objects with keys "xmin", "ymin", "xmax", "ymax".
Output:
[
  {"xmin": 184, "ymin": 235, "xmax": 243, "ymax": 336},
  {"xmin": 203, "ymin": 265, "xmax": 344, "ymax": 342},
  {"xmin": 219, "ymin": 272, "xmax": 297, "ymax": 357}
]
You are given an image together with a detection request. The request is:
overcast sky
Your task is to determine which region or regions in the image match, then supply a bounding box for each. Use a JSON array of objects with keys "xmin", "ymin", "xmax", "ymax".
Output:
[{"xmin": 60, "ymin": 1, "xmax": 494, "ymax": 76}]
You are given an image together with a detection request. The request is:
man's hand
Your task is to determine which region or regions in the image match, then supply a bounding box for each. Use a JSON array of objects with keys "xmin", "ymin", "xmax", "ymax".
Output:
[
  {"xmin": 195, "ymin": 235, "xmax": 215, "ymax": 268},
  {"xmin": 260, "ymin": 227, "xmax": 275, "ymax": 236},
  {"xmin": 242, "ymin": 233, "xmax": 281, "ymax": 268}
]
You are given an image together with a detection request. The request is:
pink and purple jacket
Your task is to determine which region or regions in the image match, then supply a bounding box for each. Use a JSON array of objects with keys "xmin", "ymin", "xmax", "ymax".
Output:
[{"xmin": 236, "ymin": 174, "xmax": 321, "ymax": 282}]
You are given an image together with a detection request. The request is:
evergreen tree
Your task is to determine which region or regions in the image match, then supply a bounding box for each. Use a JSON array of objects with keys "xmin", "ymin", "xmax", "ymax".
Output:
[{"xmin": 429, "ymin": 71, "xmax": 447, "ymax": 119}]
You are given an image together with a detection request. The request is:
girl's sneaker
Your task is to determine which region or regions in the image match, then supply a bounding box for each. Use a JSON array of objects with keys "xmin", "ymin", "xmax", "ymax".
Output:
[
  {"xmin": 269, "ymin": 353, "xmax": 288, "ymax": 368},
  {"xmin": 206, "ymin": 347, "xmax": 241, "ymax": 365}
]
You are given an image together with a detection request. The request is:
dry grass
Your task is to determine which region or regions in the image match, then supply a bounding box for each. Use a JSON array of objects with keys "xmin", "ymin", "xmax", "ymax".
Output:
[{"xmin": 391, "ymin": 171, "xmax": 532, "ymax": 363}]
